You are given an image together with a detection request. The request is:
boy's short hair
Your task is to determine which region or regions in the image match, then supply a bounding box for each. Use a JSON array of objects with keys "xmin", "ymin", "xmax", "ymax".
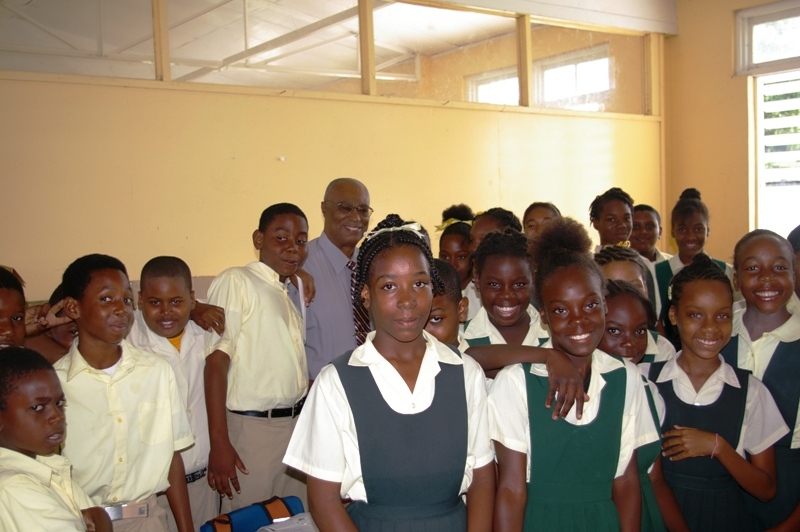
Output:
[
  {"xmin": 47, "ymin": 284, "xmax": 66, "ymax": 307},
  {"xmin": 0, "ymin": 347, "xmax": 53, "ymax": 411},
  {"xmin": 0, "ymin": 268, "xmax": 24, "ymax": 297},
  {"xmin": 140, "ymin": 256, "xmax": 193, "ymax": 291},
  {"xmin": 633, "ymin": 204, "xmax": 662, "ymax": 225},
  {"xmin": 788, "ymin": 224, "xmax": 800, "ymax": 254},
  {"xmin": 433, "ymin": 259, "xmax": 462, "ymax": 304},
  {"xmin": 62, "ymin": 254, "xmax": 128, "ymax": 301},
  {"xmin": 258, "ymin": 203, "xmax": 308, "ymax": 232}
]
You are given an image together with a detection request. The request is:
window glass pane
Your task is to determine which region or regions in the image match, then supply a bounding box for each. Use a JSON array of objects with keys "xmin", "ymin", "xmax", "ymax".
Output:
[
  {"xmin": 476, "ymin": 76, "xmax": 519, "ymax": 105},
  {"xmin": 372, "ymin": 3, "xmax": 518, "ymax": 104},
  {"xmin": 171, "ymin": 0, "xmax": 360, "ymax": 92},
  {"xmin": 0, "ymin": 0, "xmax": 155, "ymax": 79},
  {"xmin": 532, "ymin": 25, "xmax": 644, "ymax": 114},
  {"xmin": 752, "ymin": 15, "xmax": 800, "ymax": 64},
  {"xmin": 756, "ymin": 71, "xmax": 800, "ymax": 236}
]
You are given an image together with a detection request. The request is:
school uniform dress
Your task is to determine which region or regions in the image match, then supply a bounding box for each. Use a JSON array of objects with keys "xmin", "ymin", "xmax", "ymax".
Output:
[
  {"xmin": 641, "ymin": 249, "xmax": 671, "ymax": 312},
  {"xmin": 283, "ymin": 331, "xmax": 493, "ymax": 531},
  {"xmin": 0, "ymin": 448, "xmax": 95, "ymax": 531},
  {"xmin": 720, "ymin": 305, "xmax": 800, "ymax": 529},
  {"xmin": 463, "ymin": 280, "xmax": 481, "ymax": 321},
  {"xmin": 54, "ymin": 340, "xmax": 194, "ymax": 532},
  {"xmin": 127, "ymin": 312, "xmax": 218, "ymax": 530},
  {"xmin": 489, "ymin": 345, "xmax": 659, "ymax": 531},
  {"xmin": 649, "ymin": 354, "xmax": 788, "ymax": 532},
  {"xmin": 205, "ymin": 261, "xmax": 309, "ymax": 512}
]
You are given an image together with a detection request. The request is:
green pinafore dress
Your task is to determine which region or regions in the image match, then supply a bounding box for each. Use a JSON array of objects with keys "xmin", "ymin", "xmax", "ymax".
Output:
[
  {"xmin": 332, "ymin": 350, "xmax": 469, "ymax": 531},
  {"xmin": 522, "ymin": 361, "xmax": 626, "ymax": 532},
  {"xmin": 638, "ymin": 377, "xmax": 667, "ymax": 532}
]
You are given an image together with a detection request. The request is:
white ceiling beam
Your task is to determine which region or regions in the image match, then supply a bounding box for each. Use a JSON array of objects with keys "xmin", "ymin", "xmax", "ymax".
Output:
[
  {"xmin": 112, "ymin": 0, "xmax": 238, "ymax": 54},
  {"xmin": 250, "ymin": 32, "xmax": 357, "ymax": 67},
  {"xmin": 175, "ymin": 0, "xmax": 389, "ymax": 83},
  {"xmin": 0, "ymin": 2, "xmax": 86, "ymax": 52}
]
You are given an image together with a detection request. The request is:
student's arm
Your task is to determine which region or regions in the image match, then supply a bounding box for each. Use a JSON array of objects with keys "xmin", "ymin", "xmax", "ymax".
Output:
[
  {"xmin": 465, "ymin": 344, "xmax": 589, "ymax": 419},
  {"xmin": 648, "ymin": 455, "xmax": 689, "ymax": 532},
  {"xmin": 291, "ymin": 268, "xmax": 316, "ymax": 307},
  {"xmin": 493, "ymin": 442, "xmax": 527, "ymax": 532},
  {"xmin": 80, "ymin": 507, "xmax": 112, "ymax": 532},
  {"xmin": 24, "ymin": 300, "xmax": 71, "ymax": 336},
  {"xmin": 611, "ymin": 451, "xmax": 641, "ymax": 532},
  {"xmin": 661, "ymin": 425, "xmax": 777, "ymax": 501},
  {"xmin": 165, "ymin": 451, "xmax": 194, "ymax": 532},
  {"xmin": 466, "ymin": 462, "xmax": 495, "ymax": 532},
  {"xmin": 205, "ymin": 350, "xmax": 248, "ymax": 499},
  {"xmin": 307, "ymin": 476, "xmax": 358, "ymax": 532},
  {"xmin": 191, "ymin": 302, "xmax": 225, "ymax": 335}
]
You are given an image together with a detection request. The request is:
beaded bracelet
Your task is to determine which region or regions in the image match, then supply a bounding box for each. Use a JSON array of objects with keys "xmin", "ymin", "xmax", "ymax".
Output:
[{"xmin": 711, "ymin": 433, "xmax": 720, "ymax": 459}]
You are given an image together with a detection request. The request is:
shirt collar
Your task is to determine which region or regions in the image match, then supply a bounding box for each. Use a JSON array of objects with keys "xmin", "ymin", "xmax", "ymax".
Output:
[
  {"xmin": 246, "ymin": 260, "xmax": 291, "ymax": 288},
  {"xmin": 319, "ymin": 231, "xmax": 358, "ymax": 272},
  {"xmin": 733, "ymin": 297, "xmax": 800, "ymax": 343},
  {"xmin": 463, "ymin": 305, "xmax": 543, "ymax": 343},
  {"xmin": 131, "ymin": 311, "xmax": 200, "ymax": 356},
  {"xmin": 0, "ymin": 448, "xmax": 72, "ymax": 486},
  {"xmin": 656, "ymin": 353, "xmax": 742, "ymax": 388},
  {"xmin": 62, "ymin": 339, "xmax": 152, "ymax": 381},
  {"xmin": 349, "ymin": 330, "xmax": 463, "ymax": 368}
]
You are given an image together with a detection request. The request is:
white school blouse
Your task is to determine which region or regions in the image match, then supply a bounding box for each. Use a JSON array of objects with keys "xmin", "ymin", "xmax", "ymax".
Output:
[
  {"xmin": 730, "ymin": 303, "xmax": 800, "ymax": 448},
  {"xmin": 653, "ymin": 354, "xmax": 788, "ymax": 456},
  {"xmin": 283, "ymin": 331, "xmax": 494, "ymax": 501},
  {"xmin": 489, "ymin": 344, "xmax": 659, "ymax": 482}
]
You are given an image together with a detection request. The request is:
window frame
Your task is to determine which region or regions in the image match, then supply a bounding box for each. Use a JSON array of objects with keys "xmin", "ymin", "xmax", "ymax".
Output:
[
  {"xmin": 735, "ymin": 0, "xmax": 800, "ymax": 76},
  {"xmin": 532, "ymin": 42, "xmax": 613, "ymax": 109}
]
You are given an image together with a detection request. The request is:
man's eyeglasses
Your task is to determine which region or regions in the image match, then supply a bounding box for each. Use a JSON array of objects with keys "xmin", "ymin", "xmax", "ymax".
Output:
[{"xmin": 325, "ymin": 201, "xmax": 374, "ymax": 218}]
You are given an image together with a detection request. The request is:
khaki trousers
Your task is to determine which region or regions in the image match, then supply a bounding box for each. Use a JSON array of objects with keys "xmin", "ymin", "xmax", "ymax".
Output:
[
  {"xmin": 220, "ymin": 411, "xmax": 308, "ymax": 513},
  {"xmin": 157, "ymin": 473, "xmax": 221, "ymax": 531}
]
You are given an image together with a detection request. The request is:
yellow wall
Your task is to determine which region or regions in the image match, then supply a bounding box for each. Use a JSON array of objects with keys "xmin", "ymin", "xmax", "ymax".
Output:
[
  {"xmin": 1, "ymin": 72, "xmax": 662, "ymax": 300},
  {"xmin": 664, "ymin": 0, "xmax": 773, "ymax": 261}
]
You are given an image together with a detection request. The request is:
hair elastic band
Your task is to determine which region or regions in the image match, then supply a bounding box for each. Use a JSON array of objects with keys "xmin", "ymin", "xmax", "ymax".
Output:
[
  {"xmin": 711, "ymin": 433, "xmax": 719, "ymax": 459},
  {"xmin": 435, "ymin": 218, "xmax": 472, "ymax": 232},
  {"xmin": 364, "ymin": 222, "xmax": 424, "ymax": 243}
]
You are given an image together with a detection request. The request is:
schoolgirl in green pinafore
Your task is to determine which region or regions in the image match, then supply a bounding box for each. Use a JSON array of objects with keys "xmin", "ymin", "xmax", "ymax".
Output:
[{"xmin": 490, "ymin": 217, "xmax": 658, "ymax": 532}]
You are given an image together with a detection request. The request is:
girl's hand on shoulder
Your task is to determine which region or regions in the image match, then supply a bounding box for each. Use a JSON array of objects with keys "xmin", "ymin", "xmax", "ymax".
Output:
[
  {"xmin": 545, "ymin": 348, "xmax": 589, "ymax": 420},
  {"xmin": 661, "ymin": 425, "xmax": 718, "ymax": 461}
]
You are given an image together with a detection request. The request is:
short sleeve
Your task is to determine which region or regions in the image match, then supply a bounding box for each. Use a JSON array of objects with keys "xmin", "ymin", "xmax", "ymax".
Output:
[
  {"xmin": 742, "ymin": 374, "xmax": 790, "ymax": 455},
  {"xmin": 488, "ymin": 364, "xmax": 530, "ymax": 464},
  {"xmin": 205, "ymin": 271, "xmax": 246, "ymax": 359},
  {"xmin": 618, "ymin": 361, "xmax": 660, "ymax": 477},
  {"xmin": 462, "ymin": 354, "xmax": 494, "ymax": 487},
  {"xmin": 0, "ymin": 479, "xmax": 86, "ymax": 532},
  {"xmin": 283, "ymin": 364, "xmax": 352, "ymax": 484},
  {"xmin": 164, "ymin": 361, "xmax": 194, "ymax": 451}
]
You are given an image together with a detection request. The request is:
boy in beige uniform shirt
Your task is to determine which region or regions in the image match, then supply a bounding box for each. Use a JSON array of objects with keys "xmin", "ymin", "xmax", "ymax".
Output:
[
  {"xmin": 205, "ymin": 203, "xmax": 309, "ymax": 512},
  {"xmin": 55, "ymin": 254, "xmax": 194, "ymax": 532}
]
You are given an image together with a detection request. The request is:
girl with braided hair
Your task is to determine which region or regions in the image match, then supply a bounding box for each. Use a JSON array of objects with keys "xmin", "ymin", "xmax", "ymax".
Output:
[
  {"xmin": 284, "ymin": 214, "xmax": 495, "ymax": 532},
  {"xmin": 651, "ymin": 253, "xmax": 787, "ymax": 531}
]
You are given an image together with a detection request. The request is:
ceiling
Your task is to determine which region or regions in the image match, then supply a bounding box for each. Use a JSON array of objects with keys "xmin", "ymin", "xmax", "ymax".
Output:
[{"xmin": 0, "ymin": 0, "xmax": 517, "ymax": 89}]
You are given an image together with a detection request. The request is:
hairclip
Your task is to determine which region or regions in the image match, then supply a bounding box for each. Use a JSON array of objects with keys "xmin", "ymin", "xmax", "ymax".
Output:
[
  {"xmin": 365, "ymin": 222, "xmax": 425, "ymax": 242},
  {"xmin": 435, "ymin": 218, "xmax": 472, "ymax": 232}
]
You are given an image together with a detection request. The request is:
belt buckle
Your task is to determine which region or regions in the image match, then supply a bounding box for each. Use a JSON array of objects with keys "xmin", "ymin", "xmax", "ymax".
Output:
[{"xmin": 104, "ymin": 502, "xmax": 149, "ymax": 521}]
